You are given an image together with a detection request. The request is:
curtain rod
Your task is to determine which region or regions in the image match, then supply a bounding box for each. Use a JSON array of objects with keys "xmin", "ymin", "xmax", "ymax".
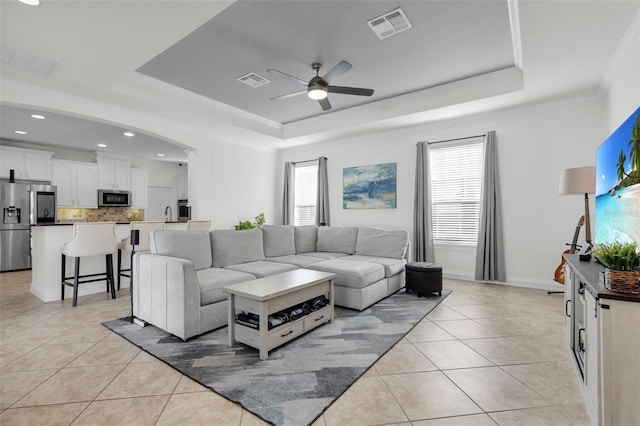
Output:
[
  {"xmin": 425, "ymin": 134, "xmax": 486, "ymax": 145},
  {"xmin": 291, "ymin": 157, "xmax": 324, "ymax": 165}
]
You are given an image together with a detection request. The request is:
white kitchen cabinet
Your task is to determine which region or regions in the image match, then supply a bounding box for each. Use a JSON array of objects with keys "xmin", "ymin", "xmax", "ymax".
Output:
[
  {"xmin": 52, "ymin": 160, "xmax": 98, "ymax": 208},
  {"xmin": 177, "ymin": 174, "xmax": 188, "ymax": 200},
  {"xmin": 130, "ymin": 168, "xmax": 148, "ymax": 209},
  {"xmin": 95, "ymin": 153, "xmax": 131, "ymax": 190},
  {"xmin": 0, "ymin": 146, "xmax": 53, "ymax": 181}
]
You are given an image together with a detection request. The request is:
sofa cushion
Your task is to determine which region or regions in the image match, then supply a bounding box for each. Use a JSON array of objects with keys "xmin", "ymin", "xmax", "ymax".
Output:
[
  {"xmin": 343, "ymin": 255, "xmax": 406, "ymax": 277},
  {"xmin": 149, "ymin": 230, "xmax": 212, "ymax": 270},
  {"xmin": 294, "ymin": 225, "xmax": 318, "ymax": 253},
  {"xmin": 265, "ymin": 254, "xmax": 326, "ymax": 268},
  {"xmin": 225, "ymin": 261, "xmax": 297, "ymax": 278},
  {"xmin": 306, "ymin": 258, "xmax": 385, "ymax": 289},
  {"xmin": 355, "ymin": 227, "xmax": 409, "ymax": 260},
  {"xmin": 301, "ymin": 252, "xmax": 350, "ymax": 259},
  {"xmin": 211, "ymin": 229, "xmax": 265, "ymax": 268},
  {"xmin": 262, "ymin": 225, "xmax": 296, "ymax": 257},
  {"xmin": 196, "ymin": 268, "xmax": 256, "ymax": 306},
  {"xmin": 316, "ymin": 226, "xmax": 358, "ymax": 254}
]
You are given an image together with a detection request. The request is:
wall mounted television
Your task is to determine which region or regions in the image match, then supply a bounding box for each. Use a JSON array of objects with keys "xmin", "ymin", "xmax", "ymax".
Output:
[{"xmin": 595, "ymin": 106, "xmax": 640, "ymax": 245}]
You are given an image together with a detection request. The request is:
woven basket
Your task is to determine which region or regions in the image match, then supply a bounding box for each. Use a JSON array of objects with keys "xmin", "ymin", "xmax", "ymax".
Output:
[{"xmin": 605, "ymin": 269, "xmax": 640, "ymax": 294}]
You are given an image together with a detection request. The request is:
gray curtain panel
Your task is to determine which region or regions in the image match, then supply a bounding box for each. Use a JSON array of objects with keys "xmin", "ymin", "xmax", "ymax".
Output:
[
  {"xmin": 413, "ymin": 142, "xmax": 435, "ymax": 262},
  {"xmin": 282, "ymin": 162, "xmax": 293, "ymax": 225},
  {"xmin": 316, "ymin": 156, "xmax": 330, "ymax": 226},
  {"xmin": 475, "ymin": 131, "xmax": 506, "ymax": 282}
]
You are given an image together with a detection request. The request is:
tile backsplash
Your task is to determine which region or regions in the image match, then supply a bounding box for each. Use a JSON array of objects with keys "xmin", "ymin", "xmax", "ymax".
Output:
[{"xmin": 58, "ymin": 207, "xmax": 145, "ymax": 223}]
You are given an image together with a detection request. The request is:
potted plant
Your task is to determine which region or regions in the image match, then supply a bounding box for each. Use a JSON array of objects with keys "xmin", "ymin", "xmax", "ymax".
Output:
[
  {"xmin": 592, "ymin": 242, "xmax": 640, "ymax": 294},
  {"xmin": 234, "ymin": 213, "xmax": 265, "ymax": 230}
]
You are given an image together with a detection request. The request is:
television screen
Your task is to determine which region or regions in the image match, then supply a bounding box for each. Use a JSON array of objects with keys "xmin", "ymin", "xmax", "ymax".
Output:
[{"xmin": 595, "ymin": 107, "xmax": 640, "ymax": 245}]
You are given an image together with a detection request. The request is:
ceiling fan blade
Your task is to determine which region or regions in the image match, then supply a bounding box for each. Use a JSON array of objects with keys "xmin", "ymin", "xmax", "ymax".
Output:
[
  {"xmin": 270, "ymin": 89, "xmax": 307, "ymax": 101},
  {"xmin": 267, "ymin": 69, "xmax": 308, "ymax": 86},
  {"xmin": 322, "ymin": 61, "xmax": 352, "ymax": 83},
  {"xmin": 318, "ymin": 97, "xmax": 332, "ymax": 111},
  {"xmin": 327, "ymin": 85, "xmax": 374, "ymax": 96}
]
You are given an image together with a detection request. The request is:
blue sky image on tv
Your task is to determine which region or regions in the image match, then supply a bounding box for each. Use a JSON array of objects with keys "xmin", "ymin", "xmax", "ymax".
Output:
[{"xmin": 595, "ymin": 107, "xmax": 640, "ymax": 245}]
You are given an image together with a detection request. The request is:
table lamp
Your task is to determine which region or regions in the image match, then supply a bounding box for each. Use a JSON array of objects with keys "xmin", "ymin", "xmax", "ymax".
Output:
[{"xmin": 559, "ymin": 166, "xmax": 596, "ymax": 255}]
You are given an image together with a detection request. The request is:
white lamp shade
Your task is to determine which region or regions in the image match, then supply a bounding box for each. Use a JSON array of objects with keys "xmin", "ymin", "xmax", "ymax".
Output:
[{"xmin": 558, "ymin": 166, "xmax": 596, "ymax": 195}]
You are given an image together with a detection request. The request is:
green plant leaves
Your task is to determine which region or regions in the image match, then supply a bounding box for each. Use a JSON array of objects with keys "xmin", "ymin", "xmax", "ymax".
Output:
[
  {"xmin": 593, "ymin": 242, "xmax": 640, "ymax": 271},
  {"xmin": 234, "ymin": 213, "xmax": 266, "ymax": 230}
]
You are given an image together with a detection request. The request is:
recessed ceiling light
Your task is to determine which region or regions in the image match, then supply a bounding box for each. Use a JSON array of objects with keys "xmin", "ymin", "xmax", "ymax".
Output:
[
  {"xmin": 157, "ymin": 153, "xmax": 165, "ymax": 157},
  {"xmin": 14, "ymin": 130, "xmax": 27, "ymax": 135},
  {"xmin": 124, "ymin": 131, "xmax": 135, "ymax": 137},
  {"xmin": 97, "ymin": 143, "xmax": 107, "ymax": 148},
  {"xmin": 18, "ymin": 0, "xmax": 40, "ymax": 6},
  {"xmin": 31, "ymin": 114, "xmax": 45, "ymax": 119}
]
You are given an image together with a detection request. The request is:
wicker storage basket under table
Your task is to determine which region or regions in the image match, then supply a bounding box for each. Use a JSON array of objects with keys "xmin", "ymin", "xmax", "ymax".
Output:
[{"xmin": 604, "ymin": 269, "xmax": 640, "ymax": 294}]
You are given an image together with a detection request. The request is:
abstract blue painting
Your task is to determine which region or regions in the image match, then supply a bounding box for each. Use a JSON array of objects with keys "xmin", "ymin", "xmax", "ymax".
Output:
[{"xmin": 343, "ymin": 163, "xmax": 397, "ymax": 209}]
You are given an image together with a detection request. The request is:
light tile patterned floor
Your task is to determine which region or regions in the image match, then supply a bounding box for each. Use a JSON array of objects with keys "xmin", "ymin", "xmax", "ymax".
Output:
[{"xmin": 0, "ymin": 271, "xmax": 590, "ymax": 425}]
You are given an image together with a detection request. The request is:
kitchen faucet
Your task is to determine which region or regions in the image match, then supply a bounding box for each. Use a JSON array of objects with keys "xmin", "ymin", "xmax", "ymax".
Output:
[{"xmin": 164, "ymin": 206, "xmax": 172, "ymax": 221}]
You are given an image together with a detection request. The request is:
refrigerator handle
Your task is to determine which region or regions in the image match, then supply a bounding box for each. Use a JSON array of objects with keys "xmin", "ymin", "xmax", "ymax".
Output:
[{"xmin": 29, "ymin": 190, "xmax": 36, "ymax": 225}]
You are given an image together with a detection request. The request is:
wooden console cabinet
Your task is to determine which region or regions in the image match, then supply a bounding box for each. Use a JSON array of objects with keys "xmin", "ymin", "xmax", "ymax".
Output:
[{"xmin": 563, "ymin": 255, "xmax": 640, "ymax": 425}]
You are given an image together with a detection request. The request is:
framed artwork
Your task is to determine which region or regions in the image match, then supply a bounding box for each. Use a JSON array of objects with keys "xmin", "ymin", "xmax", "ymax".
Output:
[{"xmin": 343, "ymin": 162, "xmax": 397, "ymax": 209}]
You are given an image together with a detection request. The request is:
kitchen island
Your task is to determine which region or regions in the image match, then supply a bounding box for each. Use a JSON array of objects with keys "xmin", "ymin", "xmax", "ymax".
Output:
[{"xmin": 31, "ymin": 222, "xmax": 187, "ymax": 302}]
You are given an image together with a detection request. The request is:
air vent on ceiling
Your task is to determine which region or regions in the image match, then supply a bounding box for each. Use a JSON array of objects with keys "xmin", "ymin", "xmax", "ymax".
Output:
[
  {"xmin": 367, "ymin": 7, "xmax": 412, "ymax": 40},
  {"xmin": 236, "ymin": 72, "xmax": 270, "ymax": 88},
  {"xmin": 1, "ymin": 44, "xmax": 57, "ymax": 76}
]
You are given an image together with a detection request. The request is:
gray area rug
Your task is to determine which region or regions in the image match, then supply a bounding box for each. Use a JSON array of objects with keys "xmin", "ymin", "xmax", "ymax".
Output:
[{"xmin": 103, "ymin": 289, "xmax": 451, "ymax": 426}]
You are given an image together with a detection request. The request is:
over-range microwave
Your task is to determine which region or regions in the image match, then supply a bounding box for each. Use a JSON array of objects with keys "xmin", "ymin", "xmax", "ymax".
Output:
[{"xmin": 98, "ymin": 189, "xmax": 131, "ymax": 207}]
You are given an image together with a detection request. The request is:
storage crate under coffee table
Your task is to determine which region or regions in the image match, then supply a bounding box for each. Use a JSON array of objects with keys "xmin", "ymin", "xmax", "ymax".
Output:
[
  {"xmin": 405, "ymin": 262, "xmax": 443, "ymax": 297},
  {"xmin": 223, "ymin": 269, "xmax": 336, "ymax": 360}
]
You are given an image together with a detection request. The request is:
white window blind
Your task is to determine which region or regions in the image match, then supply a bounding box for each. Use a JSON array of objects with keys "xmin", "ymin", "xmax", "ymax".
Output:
[
  {"xmin": 294, "ymin": 161, "xmax": 318, "ymax": 226},
  {"xmin": 430, "ymin": 139, "xmax": 484, "ymax": 244}
]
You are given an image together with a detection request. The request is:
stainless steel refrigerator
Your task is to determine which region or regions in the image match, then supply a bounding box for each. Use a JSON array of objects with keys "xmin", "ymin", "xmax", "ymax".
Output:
[{"xmin": 0, "ymin": 179, "xmax": 57, "ymax": 272}]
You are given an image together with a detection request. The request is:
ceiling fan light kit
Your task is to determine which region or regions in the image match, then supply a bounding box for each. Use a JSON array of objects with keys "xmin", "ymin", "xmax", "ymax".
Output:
[
  {"xmin": 307, "ymin": 87, "xmax": 327, "ymax": 100},
  {"xmin": 267, "ymin": 60, "xmax": 374, "ymax": 111}
]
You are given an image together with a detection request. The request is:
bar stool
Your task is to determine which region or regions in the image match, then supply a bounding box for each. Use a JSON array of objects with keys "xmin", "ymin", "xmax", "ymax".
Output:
[
  {"xmin": 187, "ymin": 220, "xmax": 211, "ymax": 231},
  {"xmin": 61, "ymin": 222, "xmax": 117, "ymax": 307},
  {"xmin": 117, "ymin": 221, "xmax": 165, "ymax": 289}
]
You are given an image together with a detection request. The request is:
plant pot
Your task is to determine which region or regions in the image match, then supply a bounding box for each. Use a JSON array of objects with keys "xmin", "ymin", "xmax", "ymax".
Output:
[{"xmin": 604, "ymin": 268, "xmax": 640, "ymax": 294}]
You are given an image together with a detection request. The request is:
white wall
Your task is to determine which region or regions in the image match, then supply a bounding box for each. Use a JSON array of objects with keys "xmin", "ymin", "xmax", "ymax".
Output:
[
  {"xmin": 278, "ymin": 99, "xmax": 606, "ymax": 290},
  {"xmin": 603, "ymin": 11, "xmax": 639, "ymax": 132},
  {"xmin": 188, "ymin": 140, "xmax": 278, "ymax": 230}
]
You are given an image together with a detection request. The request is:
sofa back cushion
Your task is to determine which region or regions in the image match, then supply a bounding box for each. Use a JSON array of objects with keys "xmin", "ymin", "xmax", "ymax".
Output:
[
  {"xmin": 294, "ymin": 225, "xmax": 318, "ymax": 253},
  {"xmin": 149, "ymin": 230, "xmax": 212, "ymax": 270},
  {"xmin": 355, "ymin": 227, "xmax": 409, "ymax": 260},
  {"xmin": 316, "ymin": 226, "xmax": 358, "ymax": 254},
  {"xmin": 262, "ymin": 225, "xmax": 295, "ymax": 257},
  {"xmin": 211, "ymin": 229, "xmax": 265, "ymax": 267}
]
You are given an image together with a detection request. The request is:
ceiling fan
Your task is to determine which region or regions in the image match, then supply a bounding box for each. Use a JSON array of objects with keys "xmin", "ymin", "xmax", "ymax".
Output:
[{"xmin": 267, "ymin": 61, "xmax": 374, "ymax": 111}]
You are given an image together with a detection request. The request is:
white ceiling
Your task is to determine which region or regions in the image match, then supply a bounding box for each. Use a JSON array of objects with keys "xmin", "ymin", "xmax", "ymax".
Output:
[{"xmin": 0, "ymin": 1, "xmax": 638, "ymax": 161}]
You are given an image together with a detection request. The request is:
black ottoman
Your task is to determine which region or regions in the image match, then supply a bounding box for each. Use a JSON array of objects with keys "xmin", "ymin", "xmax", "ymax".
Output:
[{"xmin": 405, "ymin": 262, "xmax": 443, "ymax": 297}]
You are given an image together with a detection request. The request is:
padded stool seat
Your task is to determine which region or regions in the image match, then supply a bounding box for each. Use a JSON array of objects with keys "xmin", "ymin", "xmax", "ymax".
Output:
[
  {"xmin": 405, "ymin": 262, "xmax": 443, "ymax": 297},
  {"xmin": 61, "ymin": 222, "xmax": 117, "ymax": 307}
]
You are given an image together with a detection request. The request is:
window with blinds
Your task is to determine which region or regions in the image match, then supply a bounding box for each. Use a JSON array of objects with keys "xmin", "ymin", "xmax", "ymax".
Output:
[
  {"xmin": 430, "ymin": 139, "xmax": 484, "ymax": 244},
  {"xmin": 294, "ymin": 161, "xmax": 318, "ymax": 226}
]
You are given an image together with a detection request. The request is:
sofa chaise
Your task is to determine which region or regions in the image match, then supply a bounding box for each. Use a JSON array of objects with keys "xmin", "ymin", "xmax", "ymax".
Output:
[{"xmin": 133, "ymin": 225, "xmax": 409, "ymax": 340}]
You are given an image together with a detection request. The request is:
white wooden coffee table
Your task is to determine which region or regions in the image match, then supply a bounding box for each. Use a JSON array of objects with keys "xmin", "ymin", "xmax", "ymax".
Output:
[{"xmin": 223, "ymin": 269, "xmax": 335, "ymax": 360}]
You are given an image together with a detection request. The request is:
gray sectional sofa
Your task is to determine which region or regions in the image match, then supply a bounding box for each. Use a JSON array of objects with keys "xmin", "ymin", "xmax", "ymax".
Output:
[{"xmin": 133, "ymin": 225, "xmax": 409, "ymax": 340}]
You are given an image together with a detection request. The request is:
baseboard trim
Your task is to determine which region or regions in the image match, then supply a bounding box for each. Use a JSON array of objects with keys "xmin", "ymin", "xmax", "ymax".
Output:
[{"xmin": 443, "ymin": 271, "xmax": 565, "ymax": 292}]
